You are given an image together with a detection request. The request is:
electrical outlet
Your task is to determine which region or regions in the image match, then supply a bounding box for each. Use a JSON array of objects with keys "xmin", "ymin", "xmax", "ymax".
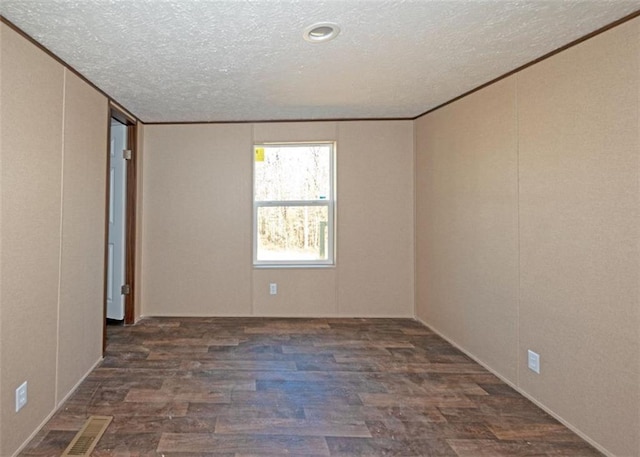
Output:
[
  {"xmin": 527, "ymin": 350, "xmax": 540, "ymax": 374},
  {"xmin": 15, "ymin": 381, "xmax": 27, "ymax": 412},
  {"xmin": 269, "ymin": 283, "xmax": 277, "ymax": 295}
]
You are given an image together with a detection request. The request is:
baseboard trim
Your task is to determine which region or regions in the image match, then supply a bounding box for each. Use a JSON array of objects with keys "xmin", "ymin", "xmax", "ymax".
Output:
[
  {"xmin": 413, "ymin": 317, "xmax": 614, "ymax": 457},
  {"xmin": 11, "ymin": 357, "xmax": 103, "ymax": 457}
]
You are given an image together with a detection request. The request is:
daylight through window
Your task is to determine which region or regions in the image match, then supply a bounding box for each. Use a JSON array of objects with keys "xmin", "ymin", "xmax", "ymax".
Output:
[{"xmin": 253, "ymin": 143, "xmax": 335, "ymax": 265}]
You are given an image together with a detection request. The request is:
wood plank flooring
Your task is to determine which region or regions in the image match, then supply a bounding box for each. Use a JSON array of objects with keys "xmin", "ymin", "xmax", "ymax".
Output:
[{"xmin": 19, "ymin": 318, "xmax": 602, "ymax": 456}]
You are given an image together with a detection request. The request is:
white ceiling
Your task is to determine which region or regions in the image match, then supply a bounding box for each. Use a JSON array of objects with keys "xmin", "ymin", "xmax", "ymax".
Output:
[{"xmin": 1, "ymin": 1, "xmax": 639, "ymax": 123}]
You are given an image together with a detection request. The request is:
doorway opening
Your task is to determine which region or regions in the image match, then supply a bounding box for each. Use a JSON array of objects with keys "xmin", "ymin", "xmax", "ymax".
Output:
[{"xmin": 104, "ymin": 106, "xmax": 137, "ymax": 351}]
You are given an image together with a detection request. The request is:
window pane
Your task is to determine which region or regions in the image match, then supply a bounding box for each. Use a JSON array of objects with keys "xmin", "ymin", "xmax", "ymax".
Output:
[
  {"xmin": 257, "ymin": 205, "xmax": 329, "ymax": 261},
  {"xmin": 255, "ymin": 145, "xmax": 331, "ymax": 201}
]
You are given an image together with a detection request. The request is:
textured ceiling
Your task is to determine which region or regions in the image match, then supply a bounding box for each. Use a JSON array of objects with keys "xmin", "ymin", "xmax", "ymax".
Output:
[{"xmin": 1, "ymin": 0, "xmax": 639, "ymax": 123}]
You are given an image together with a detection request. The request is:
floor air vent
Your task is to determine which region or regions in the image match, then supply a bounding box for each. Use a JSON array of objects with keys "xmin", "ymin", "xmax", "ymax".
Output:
[{"xmin": 61, "ymin": 415, "xmax": 112, "ymax": 456}]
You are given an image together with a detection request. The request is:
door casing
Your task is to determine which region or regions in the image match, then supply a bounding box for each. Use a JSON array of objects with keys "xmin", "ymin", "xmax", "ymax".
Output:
[{"xmin": 103, "ymin": 105, "xmax": 138, "ymax": 353}]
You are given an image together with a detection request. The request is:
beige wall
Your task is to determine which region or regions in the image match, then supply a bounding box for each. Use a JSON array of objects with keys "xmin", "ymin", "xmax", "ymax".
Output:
[
  {"xmin": 336, "ymin": 122, "xmax": 414, "ymax": 316},
  {"xmin": 141, "ymin": 121, "xmax": 414, "ymax": 317},
  {"xmin": 415, "ymin": 18, "xmax": 640, "ymax": 457},
  {"xmin": 142, "ymin": 123, "xmax": 254, "ymax": 316},
  {"xmin": 0, "ymin": 23, "xmax": 107, "ymax": 457},
  {"xmin": 134, "ymin": 122, "xmax": 145, "ymax": 322},
  {"xmin": 57, "ymin": 71, "xmax": 108, "ymax": 398},
  {"xmin": 415, "ymin": 78, "xmax": 519, "ymax": 382}
]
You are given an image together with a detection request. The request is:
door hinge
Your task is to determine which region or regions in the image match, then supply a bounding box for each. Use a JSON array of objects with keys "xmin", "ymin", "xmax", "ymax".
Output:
[
  {"xmin": 121, "ymin": 284, "xmax": 131, "ymax": 295},
  {"xmin": 123, "ymin": 149, "xmax": 132, "ymax": 160}
]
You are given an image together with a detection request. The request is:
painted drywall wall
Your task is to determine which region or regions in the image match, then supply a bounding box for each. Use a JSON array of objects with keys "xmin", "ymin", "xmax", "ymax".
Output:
[
  {"xmin": 517, "ymin": 18, "xmax": 639, "ymax": 456},
  {"xmin": 134, "ymin": 122, "xmax": 145, "ymax": 322},
  {"xmin": 141, "ymin": 121, "xmax": 414, "ymax": 317},
  {"xmin": 0, "ymin": 23, "xmax": 107, "ymax": 457},
  {"xmin": 415, "ymin": 17, "xmax": 639, "ymax": 457},
  {"xmin": 415, "ymin": 78, "xmax": 519, "ymax": 383},
  {"xmin": 335, "ymin": 122, "xmax": 414, "ymax": 317},
  {"xmin": 56, "ymin": 71, "xmax": 108, "ymax": 399},
  {"xmin": 0, "ymin": 23, "xmax": 3, "ymax": 448},
  {"xmin": 141, "ymin": 123, "xmax": 254, "ymax": 316},
  {"xmin": 0, "ymin": 23, "xmax": 63, "ymax": 457}
]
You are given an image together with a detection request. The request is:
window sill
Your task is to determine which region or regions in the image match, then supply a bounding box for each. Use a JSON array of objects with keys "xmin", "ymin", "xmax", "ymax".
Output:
[{"xmin": 253, "ymin": 263, "xmax": 336, "ymax": 270}]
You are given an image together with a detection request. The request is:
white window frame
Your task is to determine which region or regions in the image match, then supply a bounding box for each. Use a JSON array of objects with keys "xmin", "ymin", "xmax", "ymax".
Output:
[{"xmin": 253, "ymin": 142, "xmax": 335, "ymax": 267}]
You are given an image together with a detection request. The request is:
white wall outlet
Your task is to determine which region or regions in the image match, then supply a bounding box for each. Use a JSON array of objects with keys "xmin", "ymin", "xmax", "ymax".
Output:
[
  {"xmin": 269, "ymin": 283, "xmax": 277, "ymax": 295},
  {"xmin": 15, "ymin": 381, "xmax": 27, "ymax": 412},
  {"xmin": 528, "ymin": 350, "xmax": 540, "ymax": 374}
]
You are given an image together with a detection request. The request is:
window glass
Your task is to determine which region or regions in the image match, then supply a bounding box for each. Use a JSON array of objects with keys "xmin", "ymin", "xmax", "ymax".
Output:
[{"xmin": 254, "ymin": 143, "xmax": 335, "ymax": 266}]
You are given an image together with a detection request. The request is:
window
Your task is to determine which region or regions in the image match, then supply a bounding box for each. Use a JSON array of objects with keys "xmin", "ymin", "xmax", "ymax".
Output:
[{"xmin": 253, "ymin": 142, "xmax": 335, "ymax": 266}]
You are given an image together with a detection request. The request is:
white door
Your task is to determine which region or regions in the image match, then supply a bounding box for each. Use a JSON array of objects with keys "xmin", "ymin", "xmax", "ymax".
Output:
[{"xmin": 107, "ymin": 120, "xmax": 127, "ymax": 320}]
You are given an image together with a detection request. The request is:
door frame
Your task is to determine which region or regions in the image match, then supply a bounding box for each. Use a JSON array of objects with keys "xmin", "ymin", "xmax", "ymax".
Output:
[{"xmin": 103, "ymin": 105, "xmax": 138, "ymax": 352}]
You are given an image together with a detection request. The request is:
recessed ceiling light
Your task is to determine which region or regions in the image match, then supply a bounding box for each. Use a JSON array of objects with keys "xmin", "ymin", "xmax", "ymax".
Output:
[{"xmin": 303, "ymin": 22, "xmax": 340, "ymax": 43}]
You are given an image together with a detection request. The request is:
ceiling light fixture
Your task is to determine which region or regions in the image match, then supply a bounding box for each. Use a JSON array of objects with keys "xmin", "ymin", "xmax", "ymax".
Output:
[{"xmin": 303, "ymin": 22, "xmax": 340, "ymax": 43}]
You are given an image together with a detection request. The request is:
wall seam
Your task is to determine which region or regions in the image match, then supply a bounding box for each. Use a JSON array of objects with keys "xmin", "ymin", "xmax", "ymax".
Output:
[
  {"xmin": 0, "ymin": 23, "xmax": 3, "ymax": 449},
  {"xmin": 250, "ymin": 124, "xmax": 255, "ymax": 316},
  {"xmin": 515, "ymin": 74, "xmax": 522, "ymax": 389},
  {"xmin": 54, "ymin": 68, "xmax": 67, "ymax": 407},
  {"xmin": 335, "ymin": 122, "xmax": 341, "ymax": 316},
  {"xmin": 8, "ymin": 358, "xmax": 102, "ymax": 457},
  {"xmin": 637, "ymin": 20, "xmax": 640, "ymax": 457},
  {"xmin": 412, "ymin": 119, "xmax": 418, "ymax": 319},
  {"xmin": 135, "ymin": 122, "xmax": 143, "ymax": 320}
]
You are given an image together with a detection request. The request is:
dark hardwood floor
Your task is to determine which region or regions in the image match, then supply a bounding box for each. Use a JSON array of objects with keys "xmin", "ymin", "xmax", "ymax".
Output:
[{"xmin": 20, "ymin": 318, "xmax": 602, "ymax": 456}]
